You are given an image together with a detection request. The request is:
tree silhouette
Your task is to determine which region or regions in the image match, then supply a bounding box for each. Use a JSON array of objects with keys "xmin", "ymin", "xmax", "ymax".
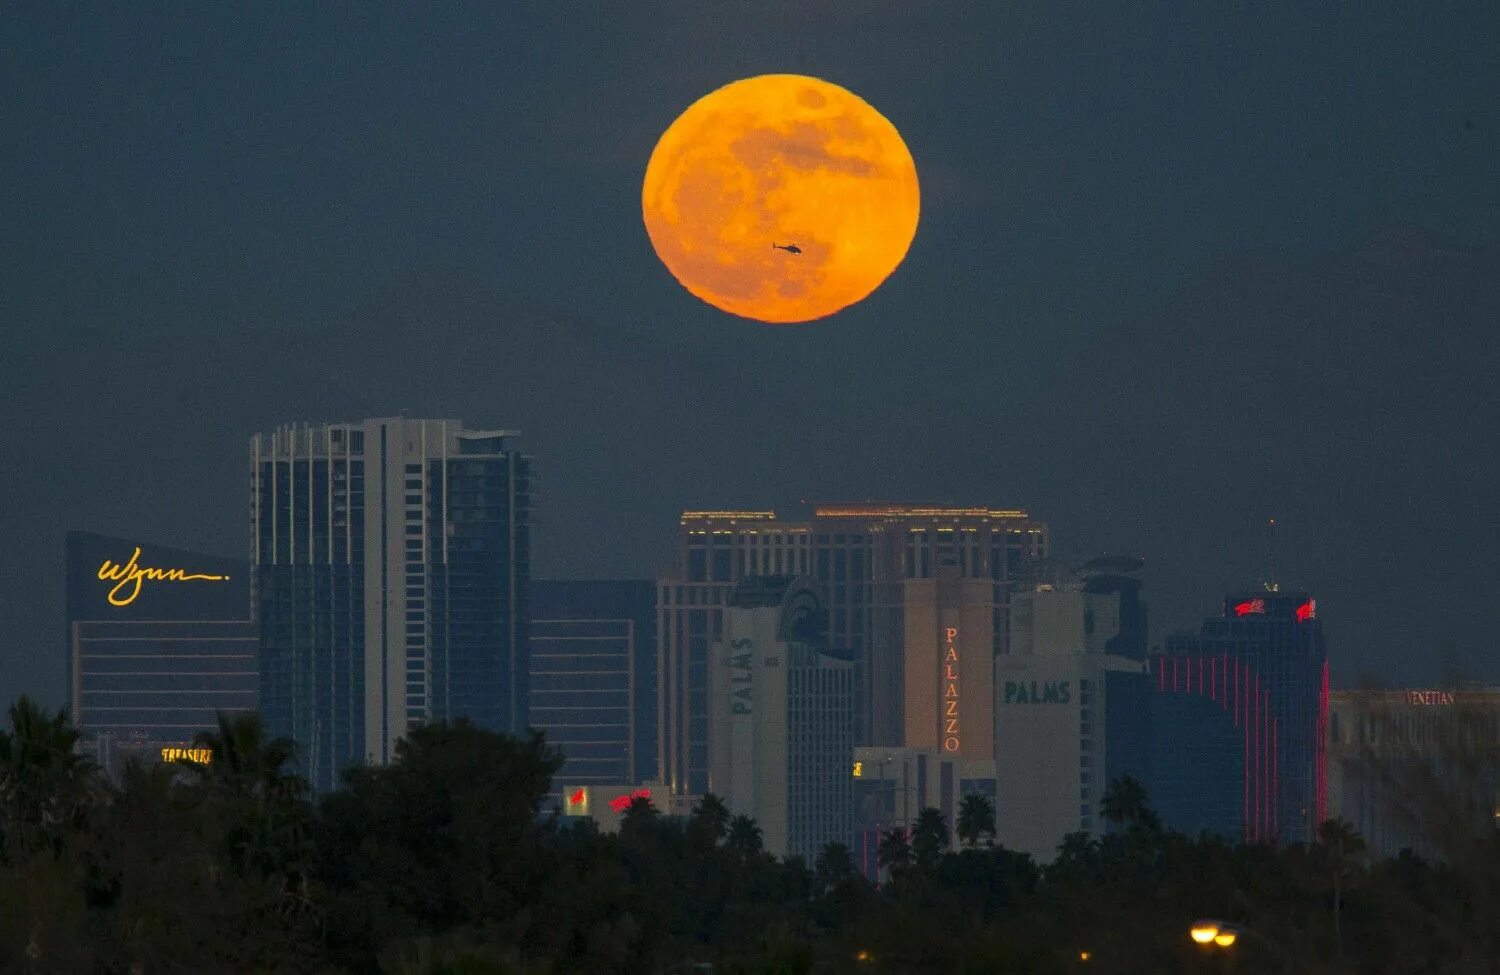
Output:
[
  {"xmin": 690, "ymin": 792, "xmax": 731, "ymax": 845},
  {"xmin": 956, "ymin": 793, "xmax": 996, "ymax": 848},
  {"xmin": 876, "ymin": 827, "xmax": 912, "ymax": 878},
  {"xmin": 1100, "ymin": 775, "xmax": 1161, "ymax": 831},
  {"xmin": 725, "ymin": 814, "xmax": 763, "ymax": 858},
  {"xmin": 1317, "ymin": 817, "xmax": 1367, "ymax": 961},
  {"xmin": 814, "ymin": 841, "xmax": 857, "ymax": 892},
  {"xmin": 0, "ymin": 696, "xmax": 95, "ymax": 857},
  {"xmin": 911, "ymin": 807, "xmax": 949, "ymax": 867}
]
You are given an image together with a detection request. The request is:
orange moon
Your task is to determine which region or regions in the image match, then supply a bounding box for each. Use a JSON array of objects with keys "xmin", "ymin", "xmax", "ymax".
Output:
[{"xmin": 642, "ymin": 74, "xmax": 920, "ymax": 324}]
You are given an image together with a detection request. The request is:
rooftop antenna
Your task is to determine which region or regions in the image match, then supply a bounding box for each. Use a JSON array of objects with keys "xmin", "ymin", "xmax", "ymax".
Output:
[{"xmin": 1264, "ymin": 518, "xmax": 1279, "ymax": 593}]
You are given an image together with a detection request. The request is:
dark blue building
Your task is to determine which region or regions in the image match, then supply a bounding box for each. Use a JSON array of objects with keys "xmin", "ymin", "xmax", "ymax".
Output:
[
  {"xmin": 1149, "ymin": 590, "xmax": 1328, "ymax": 843},
  {"xmin": 65, "ymin": 532, "xmax": 257, "ymax": 773},
  {"xmin": 252, "ymin": 419, "xmax": 530, "ymax": 791},
  {"xmin": 530, "ymin": 580, "xmax": 657, "ymax": 785}
]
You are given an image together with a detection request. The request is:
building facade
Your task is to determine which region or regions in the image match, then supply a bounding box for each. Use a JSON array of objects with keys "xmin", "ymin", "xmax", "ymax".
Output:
[
  {"xmin": 993, "ymin": 565, "xmax": 1151, "ymax": 860},
  {"xmin": 530, "ymin": 580, "xmax": 657, "ymax": 786},
  {"xmin": 708, "ymin": 576, "xmax": 855, "ymax": 862},
  {"xmin": 1328, "ymin": 687, "xmax": 1500, "ymax": 859},
  {"xmin": 1150, "ymin": 590, "xmax": 1328, "ymax": 844},
  {"xmin": 851, "ymin": 745, "xmax": 996, "ymax": 878},
  {"xmin": 251, "ymin": 419, "xmax": 530, "ymax": 791},
  {"xmin": 65, "ymin": 532, "xmax": 257, "ymax": 774},
  {"xmin": 659, "ymin": 504, "xmax": 1046, "ymax": 795}
]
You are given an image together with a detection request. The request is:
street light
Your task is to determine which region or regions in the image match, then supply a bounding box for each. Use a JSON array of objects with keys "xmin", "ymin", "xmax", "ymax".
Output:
[
  {"xmin": 1189, "ymin": 922, "xmax": 1221, "ymax": 945},
  {"xmin": 1190, "ymin": 919, "xmax": 1241, "ymax": 948}
]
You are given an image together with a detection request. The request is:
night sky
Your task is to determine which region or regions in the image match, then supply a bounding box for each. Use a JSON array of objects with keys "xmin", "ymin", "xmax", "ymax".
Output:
[{"xmin": 4, "ymin": 3, "xmax": 1498, "ymax": 705}]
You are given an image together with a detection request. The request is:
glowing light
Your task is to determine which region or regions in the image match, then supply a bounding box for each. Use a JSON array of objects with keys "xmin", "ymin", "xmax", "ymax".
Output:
[
  {"xmin": 1078, "ymin": 950, "xmax": 1092, "ymax": 961},
  {"xmin": 1213, "ymin": 931, "xmax": 1238, "ymax": 947},
  {"xmin": 608, "ymin": 788, "xmax": 653, "ymax": 814},
  {"xmin": 943, "ymin": 627, "xmax": 960, "ymax": 753},
  {"xmin": 568, "ymin": 789, "xmax": 586, "ymax": 806},
  {"xmin": 642, "ymin": 74, "xmax": 920, "ymax": 324},
  {"xmin": 1295, "ymin": 599, "xmax": 1316, "ymax": 622},
  {"xmin": 1190, "ymin": 924, "xmax": 1219, "ymax": 945},
  {"xmin": 1233, "ymin": 599, "xmax": 1265, "ymax": 617},
  {"xmin": 97, "ymin": 548, "xmax": 230, "ymax": 606},
  {"xmin": 815, "ymin": 505, "xmax": 1028, "ymax": 520},
  {"xmin": 160, "ymin": 747, "xmax": 211, "ymax": 764},
  {"xmin": 852, "ymin": 761, "xmax": 864, "ymax": 778}
]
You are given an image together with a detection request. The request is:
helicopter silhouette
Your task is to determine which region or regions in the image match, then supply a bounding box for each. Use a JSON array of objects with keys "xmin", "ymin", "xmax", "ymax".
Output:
[{"xmin": 771, "ymin": 242, "xmax": 802, "ymax": 255}]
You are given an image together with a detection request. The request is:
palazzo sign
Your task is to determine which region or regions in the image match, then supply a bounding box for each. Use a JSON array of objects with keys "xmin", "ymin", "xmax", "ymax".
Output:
[{"xmin": 943, "ymin": 626, "xmax": 960, "ymax": 753}]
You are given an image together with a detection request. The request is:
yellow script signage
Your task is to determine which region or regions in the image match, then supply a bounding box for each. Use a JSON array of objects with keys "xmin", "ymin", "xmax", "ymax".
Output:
[
  {"xmin": 160, "ymin": 747, "xmax": 212, "ymax": 764},
  {"xmin": 97, "ymin": 547, "xmax": 231, "ymax": 607}
]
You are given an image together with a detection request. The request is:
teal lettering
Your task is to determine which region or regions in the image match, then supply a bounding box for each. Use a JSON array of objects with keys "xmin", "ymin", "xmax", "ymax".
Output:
[{"xmin": 1004, "ymin": 682, "xmax": 1017, "ymax": 704}]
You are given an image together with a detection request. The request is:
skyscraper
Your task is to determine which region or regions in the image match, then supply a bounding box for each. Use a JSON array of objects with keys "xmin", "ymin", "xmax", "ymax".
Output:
[
  {"xmin": 530, "ymin": 580, "xmax": 657, "ymax": 785},
  {"xmin": 66, "ymin": 532, "xmax": 257, "ymax": 775},
  {"xmin": 993, "ymin": 558, "xmax": 1150, "ymax": 859},
  {"xmin": 708, "ymin": 575, "xmax": 854, "ymax": 862},
  {"xmin": 659, "ymin": 504, "xmax": 1046, "ymax": 796},
  {"xmin": 1149, "ymin": 590, "xmax": 1328, "ymax": 843},
  {"xmin": 251, "ymin": 419, "xmax": 530, "ymax": 791}
]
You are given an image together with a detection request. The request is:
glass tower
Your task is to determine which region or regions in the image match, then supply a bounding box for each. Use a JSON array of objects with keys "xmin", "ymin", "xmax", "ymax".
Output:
[
  {"xmin": 251, "ymin": 419, "xmax": 530, "ymax": 791},
  {"xmin": 1150, "ymin": 590, "xmax": 1328, "ymax": 844}
]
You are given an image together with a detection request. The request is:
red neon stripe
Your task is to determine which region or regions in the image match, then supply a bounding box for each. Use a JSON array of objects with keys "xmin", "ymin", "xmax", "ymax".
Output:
[{"xmin": 1273, "ymin": 716, "xmax": 1279, "ymax": 837}]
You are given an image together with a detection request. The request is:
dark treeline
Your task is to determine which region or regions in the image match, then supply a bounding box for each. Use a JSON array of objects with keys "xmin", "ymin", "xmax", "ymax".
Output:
[{"xmin": 1, "ymin": 697, "xmax": 1497, "ymax": 974}]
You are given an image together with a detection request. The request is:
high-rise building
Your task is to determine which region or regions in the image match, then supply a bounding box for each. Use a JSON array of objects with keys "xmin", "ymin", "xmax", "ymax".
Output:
[
  {"xmin": 251, "ymin": 419, "xmax": 530, "ymax": 791},
  {"xmin": 530, "ymin": 580, "xmax": 657, "ymax": 786},
  {"xmin": 1328, "ymin": 687, "xmax": 1500, "ymax": 859},
  {"xmin": 1149, "ymin": 590, "xmax": 1328, "ymax": 844},
  {"xmin": 708, "ymin": 575, "xmax": 854, "ymax": 862},
  {"xmin": 65, "ymin": 532, "xmax": 256, "ymax": 775},
  {"xmin": 993, "ymin": 558, "xmax": 1150, "ymax": 860},
  {"xmin": 659, "ymin": 504, "xmax": 1046, "ymax": 796}
]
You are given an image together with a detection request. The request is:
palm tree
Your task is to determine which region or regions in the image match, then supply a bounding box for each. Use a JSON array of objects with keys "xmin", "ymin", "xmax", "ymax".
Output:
[
  {"xmin": 690, "ymin": 792, "xmax": 731, "ymax": 844},
  {"xmin": 814, "ymin": 841, "xmax": 858, "ymax": 892},
  {"xmin": 190, "ymin": 710, "xmax": 300, "ymax": 798},
  {"xmin": 1100, "ymin": 775, "xmax": 1160, "ymax": 831},
  {"xmin": 911, "ymin": 806, "xmax": 949, "ymax": 867},
  {"xmin": 0, "ymin": 696, "xmax": 96, "ymax": 855},
  {"xmin": 876, "ymin": 827, "xmax": 912, "ymax": 878},
  {"xmin": 187, "ymin": 711, "xmax": 308, "ymax": 881},
  {"xmin": 1317, "ymin": 818, "xmax": 1367, "ymax": 961},
  {"xmin": 725, "ymin": 814, "xmax": 763, "ymax": 858},
  {"xmin": 956, "ymin": 793, "xmax": 996, "ymax": 848}
]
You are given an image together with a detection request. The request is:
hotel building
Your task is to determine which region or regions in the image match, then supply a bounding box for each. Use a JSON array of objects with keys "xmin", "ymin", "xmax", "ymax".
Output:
[
  {"xmin": 530, "ymin": 580, "xmax": 657, "ymax": 786},
  {"xmin": 65, "ymin": 531, "xmax": 257, "ymax": 774},
  {"xmin": 1328, "ymin": 687, "xmax": 1500, "ymax": 859},
  {"xmin": 993, "ymin": 560, "xmax": 1150, "ymax": 860},
  {"xmin": 251, "ymin": 419, "xmax": 530, "ymax": 791},
  {"xmin": 708, "ymin": 575, "xmax": 854, "ymax": 862},
  {"xmin": 1150, "ymin": 590, "xmax": 1328, "ymax": 844},
  {"xmin": 659, "ymin": 504, "xmax": 1046, "ymax": 796}
]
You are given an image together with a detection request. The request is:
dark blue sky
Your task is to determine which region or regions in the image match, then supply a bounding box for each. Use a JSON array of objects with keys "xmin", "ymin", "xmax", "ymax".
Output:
[{"xmin": 3, "ymin": 3, "xmax": 1498, "ymax": 703}]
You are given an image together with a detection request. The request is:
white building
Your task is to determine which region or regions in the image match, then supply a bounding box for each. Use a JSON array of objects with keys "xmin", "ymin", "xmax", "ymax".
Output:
[
  {"xmin": 994, "ymin": 571, "xmax": 1150, "ymax": 861},
  {"xmin": 708, "ymin": 576, "xmax": 854, "ymax": 862}
]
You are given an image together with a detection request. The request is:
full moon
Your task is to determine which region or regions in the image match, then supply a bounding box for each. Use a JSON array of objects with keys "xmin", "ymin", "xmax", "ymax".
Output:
[{"xmin": 642, "ymin": 74, "xmax": 920, "ymax": 324}]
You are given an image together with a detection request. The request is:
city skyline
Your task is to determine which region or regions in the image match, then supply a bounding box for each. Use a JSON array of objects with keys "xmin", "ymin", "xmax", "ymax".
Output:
[{"xmin": 5, "ymin": 5, "xmax": 1499, "ymax": 708}]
